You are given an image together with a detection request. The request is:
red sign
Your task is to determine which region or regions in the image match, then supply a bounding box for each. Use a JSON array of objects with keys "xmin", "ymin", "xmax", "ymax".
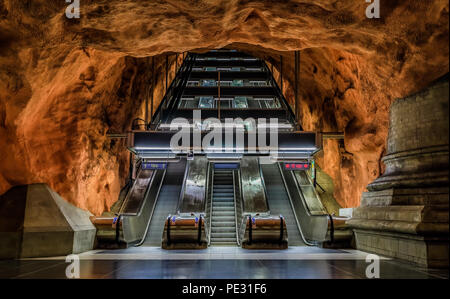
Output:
[{"xmin": 284, "ymin": 163, "xmax": 310, "ymax": 170}]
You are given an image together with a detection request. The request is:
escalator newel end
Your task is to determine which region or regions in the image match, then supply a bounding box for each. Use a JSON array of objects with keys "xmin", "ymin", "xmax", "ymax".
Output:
[{"xmin": 167, "ymin": 216, "xmax": 171, "ymax": 246}]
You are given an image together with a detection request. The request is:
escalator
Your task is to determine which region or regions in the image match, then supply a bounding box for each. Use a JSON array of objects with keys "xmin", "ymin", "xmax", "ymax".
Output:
[
  {"xmin": 120, "ymin": 168, "xmax": 154, "ymax": 215},
  {"xmin": 210, "ymin": 170, "xmax": 237, "ymax": 246},
  {"xmin": 261, "ymin": 163, "xmax": 305, "ymax": 246},
  {"xmin": 279, "ymin": 163, "xmax": 329, "ymax": 245},
  {"xmin": 142, "ymin": 160, "xmax": 187, "ymax": 246}
]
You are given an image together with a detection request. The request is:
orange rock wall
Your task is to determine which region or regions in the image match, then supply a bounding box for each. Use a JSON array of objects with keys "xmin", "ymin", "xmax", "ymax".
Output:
[{"xmin": 0, "ymin": 0, "xmax": 448, "ymax": 214}]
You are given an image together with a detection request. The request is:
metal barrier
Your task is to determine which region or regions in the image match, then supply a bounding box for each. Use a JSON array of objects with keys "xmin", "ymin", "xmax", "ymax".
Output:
[
  {"xmin": 241, "ymin": 215, "xmax": 288, "ymax": 249},
  {"xmin": 161, "ymin": 215, "xmax": 207, "ymax": 249},
  {"xmin": 278, "ymin": 163, "xmax": 329, "ymax": 245},
  {"xmin": 160, "ymin": 158, "xmax": 209, "ymax": 249}
]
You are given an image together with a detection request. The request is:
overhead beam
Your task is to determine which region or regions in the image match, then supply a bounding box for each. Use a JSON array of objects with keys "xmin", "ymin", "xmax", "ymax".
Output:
[{"xmin": 294, "ymin": 50, "xmax": 300, "ymax": 128}]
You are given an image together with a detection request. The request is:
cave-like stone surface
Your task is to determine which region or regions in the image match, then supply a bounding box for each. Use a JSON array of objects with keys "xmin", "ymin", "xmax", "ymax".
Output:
[{"xmin": 0, "ymin": 0, "xmax": 448, "ymax": 215}]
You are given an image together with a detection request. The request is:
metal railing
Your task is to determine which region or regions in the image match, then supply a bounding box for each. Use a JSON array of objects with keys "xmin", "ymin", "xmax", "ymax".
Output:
[
  {"xmin": 151, "ymin": 53, "xmax": 197, "ymax": 127},
  {"xmin": 232, "ymin": 169, "xmax": 242, "ymax": 246},
  {"xmin": 262, "ymin": 62, "xmax": 298, "ymax": 129},
  {"xmin": 123, "ymin": 168, "xmax": 167, "ymax": 246},
  {"xmin": 277, "ymin": 163, "xmax": 329, "ymax": 245}
]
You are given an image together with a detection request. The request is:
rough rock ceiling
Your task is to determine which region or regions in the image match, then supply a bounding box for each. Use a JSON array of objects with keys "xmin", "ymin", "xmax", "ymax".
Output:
[{"xmin": 0, "ymin": 0, "xmax": 448, "ymax": 214}]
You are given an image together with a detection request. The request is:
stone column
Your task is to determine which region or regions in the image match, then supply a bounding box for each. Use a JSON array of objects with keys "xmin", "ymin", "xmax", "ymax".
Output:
[{"xmin": 347, "ymin": 74, "xmax": 449, "ymax": 268}]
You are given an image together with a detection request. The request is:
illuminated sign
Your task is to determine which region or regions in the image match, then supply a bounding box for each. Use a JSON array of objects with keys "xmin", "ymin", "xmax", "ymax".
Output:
[
  {"xmin": 284, "ymin": 163, "xmax": 310, "ymax": 170},
  {"xmin": 142, "ymin": 163, "xmax": 167, "ymax": 170},
  {"xmin": 214, "ymin": 163, "xmax": 240, "ymax": 169}
]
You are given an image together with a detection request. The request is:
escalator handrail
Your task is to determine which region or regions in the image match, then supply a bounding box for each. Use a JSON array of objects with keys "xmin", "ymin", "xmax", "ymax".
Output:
[
  {"xmin": 207, "ymin": 165, "xmax": 214, "ymax": 246},
  {"xmin": 277, "ymin": 163, "xmax": 317, "ymax": 246},
  {"xmin": 286, "ymin": 166, "xmax": 327, "ymax": 218},
  {"xmin": 166, "ymin": 216, "xmax": 171, "ymax": 246},
  {"xmin": 248, "ymin": 215, "xmax": 253, "ymax": 245},
  {"xmin": 115, "ymin": 214, "xmax": 122, "ymax": 245},
  {"xmin": 175, "ymin": 161, "xmax": 191, "ymax": 214},
  {"xmin": 258, "ymin": 161, "xmax": 271, "ymax": 213},
  {"xmin": 328, "ymin": 213, "xmax": 335, "ymax": 244},
  {"xmin": 133, "ymin": 169, "xmax": 167, "ymax": 246},
  {"xmin": 279, "ymin": 215, "xmax": 284, "ymax": 244},
  {"xmin": 118, "ymin": 160, "xmax": 143, "ymax": 215},
  {"xmin": 121, "ymin": 169, "xmax": 158, "ymax": 217},
  {"xmin": 197, "ymin": 215, "xmax": 203, "ymax": 245},
  {"xmin": 236, "ymin": 168, "xmax": 246, "ymax": 245},
  {"xmin": 232, "ymin": 169, "xmax": 241, "ymax": 246},
  {"xmin": 298, "ymin": 170, "xmax": 327, "ymax": 215},
  {"xmin": 285, "ymin": 165, "xmax": 329, "ymax": 242}
]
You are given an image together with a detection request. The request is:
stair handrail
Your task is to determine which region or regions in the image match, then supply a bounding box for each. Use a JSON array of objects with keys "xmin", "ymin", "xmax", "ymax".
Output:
[
  {"xmin": 277, "ymin": 162, "xmax": 317, "ymax": 246},
  {"xmin": 232, "ymin": 169, "xmax": 241, "ymax": 246},
  {"xmin": 207, "ymin": 166, "xmax": 214, "ymax": 246},
  {"xmin": 133, "ymin": 168, "xmax": 167, "ymax": 246}
]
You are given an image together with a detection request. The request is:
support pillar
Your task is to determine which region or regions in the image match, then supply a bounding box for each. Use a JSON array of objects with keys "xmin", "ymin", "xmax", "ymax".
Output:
[
  {"xmin": 294, "ymin": 51, "xmax": 301, "ymax": 129},
  {"xmin": 280, "ymin": 55, "xmax": 283, "ymax": 94},
  {"xmin": 144, "ymin": 59, "xmax": 149, "ymax": 126},
  {"xmin": 347, "ymin": 75, "xmax": 449, "ymax": 268},
  {"xmin": 165, "ymin": 55, "xmax": 168, "ymax": 92},
  {"xmin": 150, "ymin": 56, "xmax": 154, "ymax": 126}
]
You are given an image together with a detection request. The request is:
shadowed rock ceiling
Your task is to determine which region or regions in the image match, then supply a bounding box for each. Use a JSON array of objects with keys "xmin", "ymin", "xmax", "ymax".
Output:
[{"xmin": 0, "ymin": 0, "xmax": 448, "ymax": 214}]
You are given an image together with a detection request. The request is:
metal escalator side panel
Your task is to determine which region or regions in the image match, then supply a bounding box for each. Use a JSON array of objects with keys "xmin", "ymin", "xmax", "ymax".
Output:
[
  {"xmin": 206, "ymin": 162, "xmax": 214, "ymax": 245},
  {"xmin": 240, "ymin": 157, "xmax": 269, "ymax": 214},
  {"xmin": 121, "ymin": 169, "xmax": 166, "ymax": 245},
  {"xmin": 293, "ymin": 171, "xmax": 327, "ymax": 215},
  {"xmin": 177, "ymin": 157, "xmax": 209, "ymax": 214},
  {"xmin": 232, "ymin": 169, "xmax": 242, "ymax": 246},
  {"xmin": 120, "ymin": 168, "xmax": 155, "ymax": 215},
  {"xmin": 142, "ymin": 160, "xmax": 187, "ymax": 246},
  {"xmin": 235, "ymin": 169, "xmax": 246, "ymax": 245},
  {"xmin": 260, "ymin": 163, "xmax": 305, "ymax": 246},
  {"xmin": 278, "ymin": 163, "xmax": 328, "ymax": 244}
]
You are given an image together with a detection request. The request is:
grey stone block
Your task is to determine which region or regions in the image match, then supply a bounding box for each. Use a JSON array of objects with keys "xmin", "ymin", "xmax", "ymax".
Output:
[{"xmin": 0, "ymin": 184, "xmax": 96, "ymax": 259}]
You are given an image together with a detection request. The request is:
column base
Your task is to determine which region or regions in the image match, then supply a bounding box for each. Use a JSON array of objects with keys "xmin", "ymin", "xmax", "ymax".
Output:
[{"xmin": 353, "ymin": 228, "xmax": 448, "ymax": 268}]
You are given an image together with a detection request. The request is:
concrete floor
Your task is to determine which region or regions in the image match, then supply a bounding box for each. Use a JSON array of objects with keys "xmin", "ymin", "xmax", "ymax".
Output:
[{"xmin": 2, "ymin": 247, "xmax": 448, "ymax": 279}]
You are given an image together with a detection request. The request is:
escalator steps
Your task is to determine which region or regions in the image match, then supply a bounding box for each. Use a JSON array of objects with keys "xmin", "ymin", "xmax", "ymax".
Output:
[{"xmin": 210, "ymin": 170, "xmax": 237, "ymax": 245}]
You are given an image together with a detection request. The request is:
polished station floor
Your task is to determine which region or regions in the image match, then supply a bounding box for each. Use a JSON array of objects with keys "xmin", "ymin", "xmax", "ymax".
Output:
[{"xmin": 1, "ymin": 247, "xmax": 448, "ymax": 279}]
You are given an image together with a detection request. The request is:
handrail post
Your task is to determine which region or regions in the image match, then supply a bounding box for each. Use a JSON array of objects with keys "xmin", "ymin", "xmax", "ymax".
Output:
[
  {"xmin": 115, "ymin": 214, "xmax": 122, "ymax": 244},
  {"xmin": 279, "ymin": 215, "xmax": 284, "ymax": 244},
  {"xmin": 328, "ymin": 214, "xmax": 334, "ymax": 244},
  {"xmin": 198, "ymin": 215, "xmax": 202, "ymax": 245},
  {"xmin": 167, "ymin": 216, "xmax": 171, "ymax": 246},
  {"xmin": 248, "ymin": 215, "xmax": 253, "ymax": 245}
]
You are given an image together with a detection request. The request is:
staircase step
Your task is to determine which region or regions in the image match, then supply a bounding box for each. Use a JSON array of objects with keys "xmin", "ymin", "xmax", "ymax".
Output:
[
  {"xmin": 211, "ymin": 227, "xmax": 236, "ymax": 233},
  {"xmin": 212, "ymin": 215, "xmax": 235, "ymax": 221},
  {"xmin": 212, "ymin": 211, "xmax": 235, "ymax": 216},
  {"xmin": 211, "ymin": 221, "xmax": 236, "ymax": 227},
  {"xmin": 211, "ymin": 237, "xmax": 237, "ymax": 243},
  {"xmin": 213, "ymin": 201, "xmax": 234, "ymax": 208},
  {"xmin": 212, "ymin": 206, "xmax": 235, "ymax": 211},
  {"xmin": 209, "ymin": 170, "xmax": 237, "ymax": 246},
  {"xmin": 211, "ymin": 232, "xmax": 236, "ymax": 238}
]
